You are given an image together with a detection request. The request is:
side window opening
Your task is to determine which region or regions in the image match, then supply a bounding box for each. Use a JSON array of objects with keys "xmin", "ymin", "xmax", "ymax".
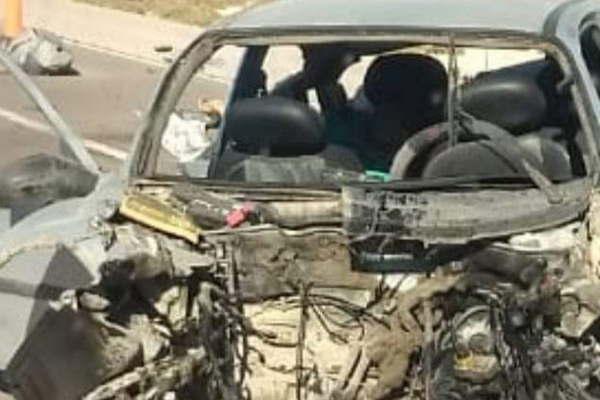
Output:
[
  {"xmin": 581, "ymin": 22, "xmax": 600, "ymax": 97},
  {"xmin": 263, "ymin": 46, "xmax": 305, "ymax": 101},
  {"xmin": 263, "ymin": 46, "xmax": 305, "ymax": 92},
  {"xmin": 576, "ymin": 20, "xmax": 600, "ymax": 173},
  {"xmin": 156, "ymin": 46, "xmax": 239, "ymax": 178}
]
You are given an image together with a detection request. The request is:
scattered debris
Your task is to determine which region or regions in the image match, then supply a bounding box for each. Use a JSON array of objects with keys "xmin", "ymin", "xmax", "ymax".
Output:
[
  {"xmin": 161, "ymin": 112, "xmax": 213, "ymax": 163},
  {"xmin": 217, "ymin": 5, "xmax": 246, "ymax": 17},
  {"xmin": 1, "ymin": 29, "xmax": 74, "ymax": 75}
]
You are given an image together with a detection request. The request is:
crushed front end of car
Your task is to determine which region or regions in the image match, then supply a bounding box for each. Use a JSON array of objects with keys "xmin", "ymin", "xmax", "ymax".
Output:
[
  {"xmin": 3, "ymin": 177, "xmax": 600, "ymax": 400},
  {"xmin": 6, "ymin": 2, "xmax": 600, "ymax": 398}
]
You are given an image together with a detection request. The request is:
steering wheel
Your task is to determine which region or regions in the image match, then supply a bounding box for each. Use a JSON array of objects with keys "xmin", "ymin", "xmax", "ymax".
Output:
[{"xmin": 389, "ymin": 118, "xmax": 546, "ymax": 179}]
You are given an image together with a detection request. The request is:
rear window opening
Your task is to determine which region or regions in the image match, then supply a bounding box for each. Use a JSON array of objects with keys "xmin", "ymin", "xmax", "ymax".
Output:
[{"xmin": 157, "ymin": 41, "xmax": 589, "ymax": 187}]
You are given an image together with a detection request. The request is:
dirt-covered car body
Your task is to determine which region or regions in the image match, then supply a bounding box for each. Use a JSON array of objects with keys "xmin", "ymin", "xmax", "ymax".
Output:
[{"xmin": 4, "ymin": 0, "xmax": 600, "ymax": 399}]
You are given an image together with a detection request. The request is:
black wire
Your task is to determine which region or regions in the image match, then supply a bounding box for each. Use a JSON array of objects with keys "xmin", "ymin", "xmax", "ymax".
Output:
[
  {"xmin": 203, "ymin": 279, "xmax": 254, "ymax": 398},
  {"xmin": 215, "ymin": 297, "xmax": 251, "ymax": 390},
  {"xmin": 311, "ymin": 300, "xmax": 365, "ymax": 332},
  {"xmin": 197, "ymin": 283, "xmax": 247, "ymax": 400},
  {"xmin": 308, "ymin": 300, "xmax": 351, "ymax": 344},
  {"xmin": 309, "ymin": 294, "xmax": 390, "ymax": 328},
  {"xmin": 197, "ymin": 304, "xmax": 229, "ymax": 400}
]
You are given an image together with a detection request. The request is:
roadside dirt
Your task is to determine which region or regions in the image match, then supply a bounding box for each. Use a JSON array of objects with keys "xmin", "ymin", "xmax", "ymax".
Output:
[{"xmin": 73, "ymin": 0, "xmax": 261, "ymax": 25}]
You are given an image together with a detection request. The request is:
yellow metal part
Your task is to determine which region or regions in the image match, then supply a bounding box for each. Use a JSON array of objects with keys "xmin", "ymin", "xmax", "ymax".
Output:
[
  {"xmin": 454, "ymin": 353, "xmax": 500, "ymax": 383},
  {"xmin": 119, "ymin": 192, "xmax": 202, "ymax": 244}
]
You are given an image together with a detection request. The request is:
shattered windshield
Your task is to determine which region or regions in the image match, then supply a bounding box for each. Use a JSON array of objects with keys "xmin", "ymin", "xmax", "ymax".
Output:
[{"xmin": 155, "ymin": 41, "xmax": 588, "ymax": 188}]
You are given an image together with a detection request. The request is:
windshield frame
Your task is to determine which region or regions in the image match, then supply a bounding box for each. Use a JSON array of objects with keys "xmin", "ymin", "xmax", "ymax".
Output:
[{"xmin": 126, "ymin": 26, "xmax": 600, "ymax": 188}]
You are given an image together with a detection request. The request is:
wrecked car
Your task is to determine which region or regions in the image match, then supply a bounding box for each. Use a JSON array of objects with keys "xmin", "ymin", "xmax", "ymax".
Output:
[{"xmin": 5, "ymin": 0, "xmax": 600, "ymax": 398}]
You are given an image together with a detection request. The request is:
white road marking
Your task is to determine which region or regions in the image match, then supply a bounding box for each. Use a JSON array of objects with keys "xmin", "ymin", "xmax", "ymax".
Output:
[
  {"xmin": 0, "ymin": 107, "xmax": 128, "ymax": 160},
  {"xmin": 83, "ymin": 140, "xmax": 128, "ymax": 161},
  {"xmin": 0, "ymin": 107, "xmax": 50, "ymax": 133}
]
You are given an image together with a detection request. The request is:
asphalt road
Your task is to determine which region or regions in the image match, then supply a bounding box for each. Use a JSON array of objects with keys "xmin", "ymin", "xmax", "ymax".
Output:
[{"xmin": 0, "ymin": 44, "xmax": 226, "ymax": 173}]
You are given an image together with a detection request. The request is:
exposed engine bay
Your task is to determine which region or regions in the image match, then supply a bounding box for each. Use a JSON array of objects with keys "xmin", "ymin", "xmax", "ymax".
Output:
[{"xmin": 4, "ymin": 183, "xmax": 600, "ymax": 400}]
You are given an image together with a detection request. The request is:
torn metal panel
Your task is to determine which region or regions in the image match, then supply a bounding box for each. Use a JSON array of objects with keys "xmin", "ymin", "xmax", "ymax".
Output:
[
  {"xmin": 0, "ymin": 154, "xmax": 98, "ymax": 225},
  {"xmin": 232, "ymin": 229, "xmax": 378, "ymax": 301},
  {"xmin": 7, "ymin": 308, "xmax": 143, "ymax": 400}
]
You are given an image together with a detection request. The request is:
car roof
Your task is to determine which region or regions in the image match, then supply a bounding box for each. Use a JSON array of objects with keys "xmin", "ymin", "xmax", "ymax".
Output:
[{"xmin": 222, "ymin": 0, "xmax": 576, "ymax": 35}]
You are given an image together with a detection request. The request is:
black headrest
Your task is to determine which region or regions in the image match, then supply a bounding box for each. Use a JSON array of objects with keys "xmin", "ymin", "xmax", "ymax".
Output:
[
  {"xmin": 224, "ymin": 97, "xmax": 325, "ymax": 156},
  {"xmin": 363, "ymin": 54, "xmax": 448, "ymax": 108},
  {"xmin": 461, "ymin": 73, "xmax": 547, "ymax": 135}
]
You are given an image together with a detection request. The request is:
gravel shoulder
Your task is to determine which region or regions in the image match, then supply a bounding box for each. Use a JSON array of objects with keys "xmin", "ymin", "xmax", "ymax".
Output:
[{"xmin": 73, "ymin": 0, "xmax": 261, "ymax": 25}]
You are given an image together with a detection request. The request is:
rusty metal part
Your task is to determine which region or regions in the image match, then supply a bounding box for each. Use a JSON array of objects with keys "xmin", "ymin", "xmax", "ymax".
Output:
[
  {"xmin": 365, "ymin": 274, "xmax": 459, "ymax": 400},
  {"xmin": 267, "ymin": 200, "xmax": 342, "ymax": 227},
  {"xmin": 588, "ymin": 190, "xmax": 600, "ymax": 279},
  {"xmin": 560, "ymin": 283, "xmax": 600, "ymax": 338},
  {"xmin": 365, "ymin": 325, "xmax": 422, "ymax": 400},
  {"xmin": 423, "ymin": 299, "xmax": 433, "ymax": 400},
  {"xmin": 343, "ymin": 350, "xmax": 371, "ymax": 400},
  {"xmin": 394, "ymin": 274, "xmax": 460, "ymax": 332},
  {"xmin": 454, "ymin": 354, "xmax": 501, "ymax": 383}
]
